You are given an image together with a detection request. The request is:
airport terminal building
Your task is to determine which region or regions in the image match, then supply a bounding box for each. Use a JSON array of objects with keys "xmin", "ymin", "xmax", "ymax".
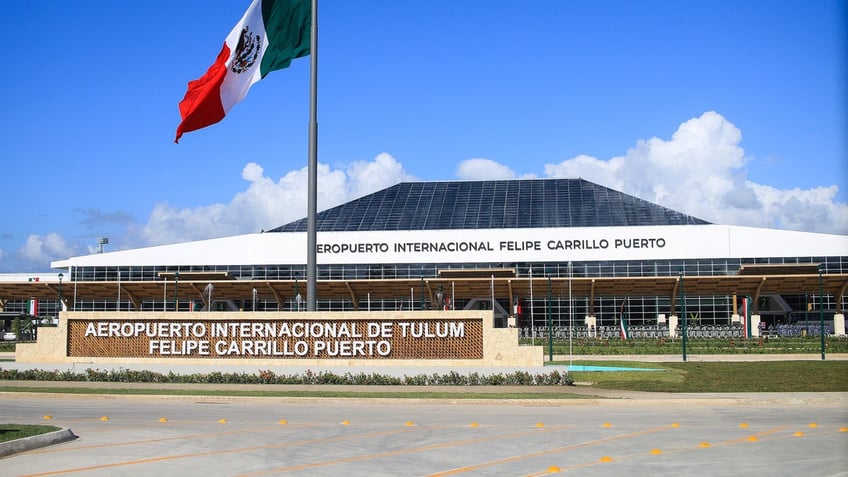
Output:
[{"xmin": 3, "ymin": 178, "xmax": 848, "ymax": 338}]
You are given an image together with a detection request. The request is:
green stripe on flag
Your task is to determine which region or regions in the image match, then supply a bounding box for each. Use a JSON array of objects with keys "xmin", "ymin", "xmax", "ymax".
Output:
[{"xmin": 260, "ymin": 0, "xmax": 311, "ymax": 78}]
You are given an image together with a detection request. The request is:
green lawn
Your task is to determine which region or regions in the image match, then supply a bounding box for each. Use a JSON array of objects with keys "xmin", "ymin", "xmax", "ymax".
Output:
[
  {"xmin": 563, "ymin": 360, "xmax": 848, "ymax": 392},
  {"xmin": 0, "ymin": 424, "xmax": 60, "ymax": 444}
]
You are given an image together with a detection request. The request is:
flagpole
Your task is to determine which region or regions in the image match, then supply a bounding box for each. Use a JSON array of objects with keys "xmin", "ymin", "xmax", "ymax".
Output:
[{"xmin": 306, "ymin": 0, "xmax": 318, "ymax": 311}]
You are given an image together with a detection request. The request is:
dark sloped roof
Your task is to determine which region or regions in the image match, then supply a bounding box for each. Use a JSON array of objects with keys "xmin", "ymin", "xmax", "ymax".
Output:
[{"xmin": 269, "ymin": 179, "xmax": 710, "ymax": 232}]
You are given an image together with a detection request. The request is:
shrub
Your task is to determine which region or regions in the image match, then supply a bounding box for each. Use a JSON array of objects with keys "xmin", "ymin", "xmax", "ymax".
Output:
[{"xmin": 0, "ymin": 366, "xmax": 576, "ymax": 387}]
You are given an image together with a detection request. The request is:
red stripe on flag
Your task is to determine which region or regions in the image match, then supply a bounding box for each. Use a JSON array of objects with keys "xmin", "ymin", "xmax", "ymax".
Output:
[{"xmin": 175, "ymin": 44, "xmax": 231, "ymax": 143}]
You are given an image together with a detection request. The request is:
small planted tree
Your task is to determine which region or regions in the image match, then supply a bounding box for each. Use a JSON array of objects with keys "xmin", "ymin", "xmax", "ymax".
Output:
[{"xmin": 11, "ymin": 317, "xmax": 22, "ymax": 340}]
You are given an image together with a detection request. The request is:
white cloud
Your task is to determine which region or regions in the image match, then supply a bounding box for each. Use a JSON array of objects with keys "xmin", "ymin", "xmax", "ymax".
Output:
[
  {"xmin": 457, "ymin": 158, "xmax": 516, "ymax": 180},
  {"xmin": 456, "ymin": 158, "xmax": 538, "ymax": 181},
  {"xmin": 347, "ymin": 153, "xmax": 416, "ymax": 199},
  {"xmin": 17, "ymin": 233, "xmax": 81, "ymax": 267},
  {"xmin": 542, "ymin": 111, "xmax": 848, "ymax": 234},
  {"xmin": 542, "ymin": 154, "xmax": 622, "ymax": 189},
  {"xmin": 134, "ymin": 153, "xmax": 415, "ymax": 247},
  {"xmin": 748, "ymin": 184, "xmax": 848, "ymax": 233}
]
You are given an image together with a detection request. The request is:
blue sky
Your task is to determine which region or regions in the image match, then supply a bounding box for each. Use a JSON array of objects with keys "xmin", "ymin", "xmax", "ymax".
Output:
[{"xmin": 1, "ymin": 0, "xmax": 846, "ymax": 273}]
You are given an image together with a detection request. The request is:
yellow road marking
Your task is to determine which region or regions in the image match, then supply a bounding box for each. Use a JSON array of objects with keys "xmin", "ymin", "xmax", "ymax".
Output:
[
  {"xmin": 429, "ymin": 424, "xmax": 676, "ymax": 476},
  {"xmin": 522, "ymin": 426, "xmax": 790, "ymax": 476},
  {"xmin": 235, "ymin": 425, "xmax": 571, "ymax": 476},
  {"xmin": 20, "ymin": 427, "xmax": 414, "ymax": 477},
  {"xmin": 27, "ymin": 425, "xmax": 291, "ymax": 455}
]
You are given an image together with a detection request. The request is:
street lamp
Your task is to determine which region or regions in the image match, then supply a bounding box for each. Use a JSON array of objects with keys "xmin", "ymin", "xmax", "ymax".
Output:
[
  {"xmin": 547, "ymin": 269, "xmax": 553, "ymax": 362},
  {"xmin": 568, "ymin": 261, "xmax": 573, "ymax": 369},
  {"xmin": 98, "ymin": 237, "xmax": 109, "ymax": 254},
  {"xmin": 57, "ymin": 273, "xmax": 63, "ymax": 317},
  {"xmin": 819, "ymin": 265, "xmax": 826, "ymax": 361},
  {"xmin": 679, "ymin": 270, "xmax": 687, "ymax": 362}
]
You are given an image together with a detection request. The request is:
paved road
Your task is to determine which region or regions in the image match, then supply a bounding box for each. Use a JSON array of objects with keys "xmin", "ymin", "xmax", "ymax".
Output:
[
  {"xmin": 1, "ymin": 393, "xmax": 846, "ymax": 476},
  {"xmin": 1, "ymin": 354, "xmax": 847, "ymax": 476}
]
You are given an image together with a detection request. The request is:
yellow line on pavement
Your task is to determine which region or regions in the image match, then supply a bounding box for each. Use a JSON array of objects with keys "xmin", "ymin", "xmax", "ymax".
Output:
[
  {"xmin": 234, "ymin": 424, "xmax": 572, "ymax": 476},
  {"xmin": 27, "ymin": 425, "xmax": 291, "ymax": 455},
  {"xmin": 523, "ymin": 425, "xmax": 792, "ymax": 475},
  {"xmin": 20, "ymin": 427, "xmax": 415, "ymax": 477},
  {"xmin": 430, "ymin": 424, "xmax": 676, "ymax": 476}
]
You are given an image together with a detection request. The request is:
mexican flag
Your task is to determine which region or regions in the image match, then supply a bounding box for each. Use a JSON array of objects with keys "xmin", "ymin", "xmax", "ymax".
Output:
[
  {"xmin": 28, "ymin": 299, "xmax": 38, "ymax": 317},
  {"xmin": 618, "ymin": 300, "xmax": 629, "ymax": 340},
  {"xmin": 175, "ymin": 0, "xmax": 311, "ymax": 142}
]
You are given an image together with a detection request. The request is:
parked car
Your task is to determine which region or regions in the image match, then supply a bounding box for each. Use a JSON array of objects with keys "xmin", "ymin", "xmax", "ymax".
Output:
[{"xmin": 2, "ymin": 331, "xmax": 17, "ymax": 341}]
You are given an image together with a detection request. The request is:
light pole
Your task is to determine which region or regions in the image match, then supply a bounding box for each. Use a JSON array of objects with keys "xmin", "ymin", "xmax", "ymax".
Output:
[
  {"xmin": 547, "ymin": 269, "xmax": 553, "ymax": 362},
  {"xmin": 819, "ymin": 266, "xmax": 826, "ymax": 360},
  {"xmin": 98, "ymin": 237, "xmax": 109, "ymax": 254},
  {"xmin": 57, "ymin": 272, "xmax": 63, "ymax": 317},
  {"xmin": 568, "ymin": 261, "xmax": 573, "ymax": 368},
  {"xmin": 490, "ymin": 275, "xmax": 495, "ymax": 325},
  {"xmin": 679, "ymin": 270, "xmax": 687, "ymax": 362}
]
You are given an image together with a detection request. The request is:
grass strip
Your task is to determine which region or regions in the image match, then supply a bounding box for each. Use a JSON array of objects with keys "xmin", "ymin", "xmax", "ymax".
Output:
[
  {"xmin": 566, "ymin": 360, "xmax": 848, "ymax": 392},
  {"xmin": 0, "ymin": 424, "xmax": 61, "ymax": 444}
]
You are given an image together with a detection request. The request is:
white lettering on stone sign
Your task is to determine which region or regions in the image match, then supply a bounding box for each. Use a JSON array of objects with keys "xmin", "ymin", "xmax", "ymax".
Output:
[
  {"xmin": 312, "ymin": 340, "xmax": 391, "ymax": 357},
  {"xmin": 398, "ymin": 321, "xmax": 465, "ymax": 338},
  {"xmin": 211, "ymin": 321, "xmax": 365, "ymax": 339},
  {"xmin": 149, "ymin": 340, "xmax": 210, "ymax": 355},
  {"xmin": 85, "ymin": 322, "xmax": 206, "ymax": 338},
  {"xmin": 367, "ymin": 322, "xmax": 393, "ymax": 338},
  {"xmin": 213, "ymin": 340, "xmax": 310, "ymax": 356}
]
